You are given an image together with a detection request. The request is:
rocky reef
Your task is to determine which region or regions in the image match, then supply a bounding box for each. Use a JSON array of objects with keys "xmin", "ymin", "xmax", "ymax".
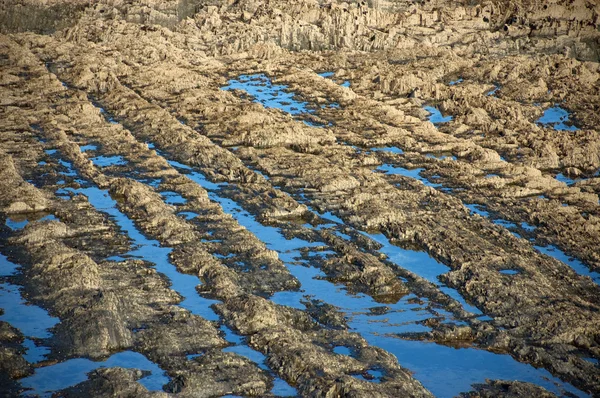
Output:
[{"xmin": 1, "ymin": 0, "xmax": 599, "ymax": 397}]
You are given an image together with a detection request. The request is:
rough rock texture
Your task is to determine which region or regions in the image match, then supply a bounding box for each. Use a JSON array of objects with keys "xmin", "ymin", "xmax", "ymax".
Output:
[
  {"xmin": 459, "ymin": 380, "xmax": 558, "ymax": 398},
  {"xmin": 0, "ymin": 322, "xmax": 32, "ymax": 395},
  {"xmin": 60, "ymin": 367, "xmax": 170, "ymax": 398},
  {"xmin": 1, "ymin": 0, "xmax": 599, "ymax": 397}
]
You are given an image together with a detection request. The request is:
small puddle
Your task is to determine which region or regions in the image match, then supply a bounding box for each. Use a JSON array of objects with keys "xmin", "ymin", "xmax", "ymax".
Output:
[
  {"xmin": 221, "ymin": 325, "xmax": 268, "ymax": 370},
  {"xmin": 80, "ymin": 144, "xmax": 98, "ymax": 152},
  {"xmin": 370, "ymin": 146, "xmax": 404, "ymax": 155},
  {"xmin": 318, "ymin": 72, "xmax": 334, "ymax": 78},
  {"xmin": 160, "ymin": 191, "xmax": 188, "ymax": 205},
  {"xmin": 178, "ymin": 211, "xmax": 197, "ymax": 220},
  {"xmin": 5, "ymin": 217, "xmax": 29, "ymax": 231},
  {"xmin": 253, "ymin": 169, "xmax": 270, "ymax": 181},
  {"xmin": 377, "ymin": 164, "xmax": 443, "ymax": 189},
  {"xmin": 319, "ymin": 71, "xmax": 350, "ymax": 88},
  {"xmin": 222, "ymin": 73, "xmax": 340, "ymax": 127},
  {"xmin": 499, "ymin": 269, "xmax": 520, "ymax": 275},
  {"xmin": 536, "ymin": 106, "xmax": 578, "ymax": 131},
  {"xmin": 521, "ymin": 222, "xmax": 536, "ymax": 232},
  {"xmin": 486, "ymin": 84, "xmax": 500, "ymax": 97},
  {"xmin": 426, "ymin": 153, "xmax": 456, "ymax": 161},
  {"xmin": 19, "ymin": 351, "xmax": 169, "ymax": 396},
  {"xmin": 449, "ymin": 78, "xmax": 463, "ymax": 86},
  {"xmin": 222, "ymin": 74, "xmax": 311, "ymax": 116},
  {"xmin": 368, "ymin": 337, "xmax": 585, "ymax": 398},
  {"xmin": 0, "ymin": 253, "xmax": 58, "ymax": 364},
  {"xmin": 465, "ymin": 204, "xmax": 490, "ymax": 218},
  {"xmin": 23, "ymin": 338, "xmax": 51, "ymax": 363},
  {"xmin": 555, "ymin": 173, "xmax": 583, "ymax": 186},
  {"xmin": 492, "ymin": 219, "xmax": 519, "ymax": 230},
  {"xmin": 333, "ymin": 230, "xmax": 352, "ymax": 241},
  {"xmin": 96, "ymin": 104, "xmax": 119, "ymax": 124},
  {"xmin": 221, "ymin": 324, "xmax": 297, "ymax": 396},
  {"xmin": 272, "ymin": 377, "xmax": 297, "ymax": 397},
  {"xmin": 534, "ymin": 245, "xmax": 600, "ymax": 285},
  {"xmin": 360, "ymin": 232, "xmax": 481, "ymax": 316},
  {"xmin": 353, "ymin": 369, "xmax": 384, "ymax": 382},
  {"xmin": 223, "ymin": 345, "xmax": 269, "ymax": 369},
  {"xmin": 5, "ymin": 214, "xmax": 56, "ymax": 231},
  {"xmin": 0, "ymin": 281, "xmax": 58, "ymax": 340},
  {"xmin": 584, "ymin": 357, "xmax": 599, "ymax": 366},
  {"xmin": 89, "ymin": 155, "xmax": 128, "ymax": 168},
  {"xmin": 423, "ymin": 106, "xmax": 452, "ymax": 124},
  {"xmin": 57, "ymin": 159, "xmax": 77, "ymax": 177},
  {"xmin": 333, "ymin": 346, "xmax": 352, "ymax": 356},
  {"xmin": 466, "ymin": 204, "xmax": 526, "ymax": 239},
  {"xmin": 317, "ymin": 210, "xmax": 344, "ymax": 225},
  {"xmin": 464, "ymin": 204, "xmax": 597, "ymax": 284}
]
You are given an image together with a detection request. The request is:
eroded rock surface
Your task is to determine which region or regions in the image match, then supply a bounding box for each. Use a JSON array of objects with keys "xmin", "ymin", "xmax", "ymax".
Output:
[{"xmin": 1, "ymin": 0, "xmax": 599, "ymax": 397}]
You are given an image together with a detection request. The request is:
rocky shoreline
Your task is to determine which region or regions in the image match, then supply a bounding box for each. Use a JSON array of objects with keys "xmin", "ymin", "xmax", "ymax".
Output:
[{"xmin": 1, "ymin": 0, "xmax": 599, "ymax": 397}]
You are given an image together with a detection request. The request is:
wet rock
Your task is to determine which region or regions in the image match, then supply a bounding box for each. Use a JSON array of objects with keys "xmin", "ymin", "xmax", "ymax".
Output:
[
  {"xmin": 303, "ymin": 298, "xmax": 348, "ymax": 330},
  {"xmin": 134, "ymin": 312, "xmax": 226, "ymax": 365},
  {"xmin": 0, "ymin": 322, "xmax": 32, "ymax": 380},
  {"xmin": 405, "ymin": 323, "xmax": 476, "ymax": 345},
  {"xmin": 110, "ymin": 178, "xmax": 200, "ymax": 246},
  {"xmin": 59, "ymin": 367, "xmax": 169, "ymax": 398},
  {"xmin": 215, "ymin": 294, "xmax": 314, "ymax": 335},
  {"xmin": 459, "ymin": 379, "xmax": 556, "ymax": 398},
  {"xmin": 0, "ymin": 154, "xmax": 49, "ymax": 214},
  {"xmin": 2, "ymin": 0, "xmax": 600, "ymax": 396},
  {"xmin": 164, "ymin": 351, "xmax": 270, "ymax": 397}
]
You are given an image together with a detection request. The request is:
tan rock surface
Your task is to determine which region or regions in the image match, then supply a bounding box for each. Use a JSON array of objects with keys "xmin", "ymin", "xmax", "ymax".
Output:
[{"xmin": 1, "ymin": 0, "xmax": 599, "ymax": 396}]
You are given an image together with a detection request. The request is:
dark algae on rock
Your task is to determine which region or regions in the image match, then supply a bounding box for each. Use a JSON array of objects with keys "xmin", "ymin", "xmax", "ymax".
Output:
[{"xmin": 1, "ymin": 0, "xmax": 600, "ymax": 397}]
